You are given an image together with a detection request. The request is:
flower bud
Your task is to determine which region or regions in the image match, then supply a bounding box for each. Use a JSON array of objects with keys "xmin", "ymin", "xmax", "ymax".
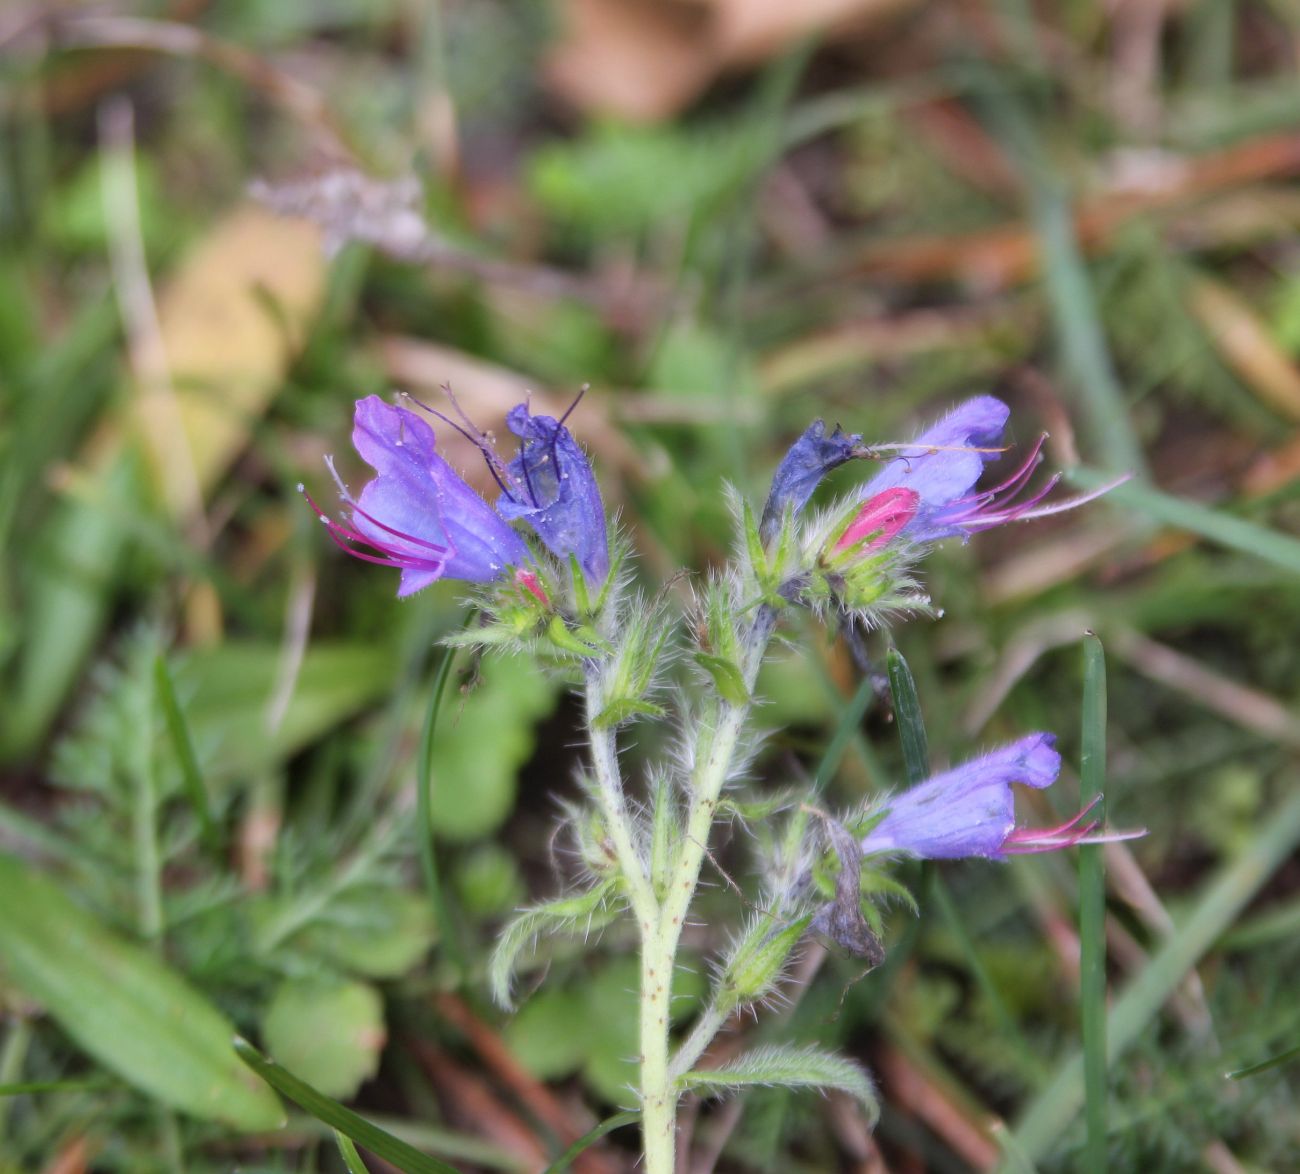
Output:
[
  {"xmin": 717, "ymin": 913, "xmax": 812, "ymax": 1012},
  {"xmin": 823, "ymin": 487, "xmax": 919, "ymax": 568}
]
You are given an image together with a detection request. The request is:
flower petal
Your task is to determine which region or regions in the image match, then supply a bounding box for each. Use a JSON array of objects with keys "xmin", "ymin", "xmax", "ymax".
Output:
[
  {"xmin": 351, "ymin": 396, "xmax": 528, "ymax": 591},
  {"xmin": 860, "ymin": 733, "xmax": 1061, "ymax": 860},
  {"xmin": 860, "ymin": 396, "xmax": 1010, "ymax": 542},
  {"xmin": 497, "ymin": 404, "xmax": 609, "ymax": 585},
  {"xmin": 760, "ymin": 420, "xmax": 864, "ymax": 542}
]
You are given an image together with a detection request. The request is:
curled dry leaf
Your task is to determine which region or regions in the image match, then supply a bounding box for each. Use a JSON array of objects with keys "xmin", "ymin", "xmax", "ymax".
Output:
[{"xmin": 545, "ymin": 0, "xmax": 919, "ymax": 121}]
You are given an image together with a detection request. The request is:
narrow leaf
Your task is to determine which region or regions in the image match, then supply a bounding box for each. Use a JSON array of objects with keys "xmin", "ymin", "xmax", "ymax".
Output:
[
  {"xmin": 542, "ymin": 1110, "xmax": 640, "ymax": 1173},
  {"xmin": 1079, "ymin": 635, "xmax": 1109, "ymax": 1172},
  {"xmin": 234, "ymin": 1038, "xmax": 460, "ymax": 1174},
  {"xmin": 335, "ymin": 1129, "xmax": 371, "ymax": 1174},
  {"xmin": 417, "ymin": 627, "xmax": 466, "ymax": 982},
  {"xmin": 153, "ymin": 652, "xmax": 219, "ymax": 853},
  {"xmin": 490, "ymin": 882, "xmax": 620, "ymax": 1009},
  {"xmin": 885, "ymin": 648, "xmax": 928, "ymax": 785},
  {"xmin": 679, "ymin": 1045, "xmax": 877, "ymax": 1123},
  {"xmin": 693, "ymin": 653, "xmax": 750, "ymax": 706}
]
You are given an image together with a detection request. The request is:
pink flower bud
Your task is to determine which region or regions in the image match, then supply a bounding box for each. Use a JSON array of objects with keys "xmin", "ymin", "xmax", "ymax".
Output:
[{"xmin": 832, "ymin": 487, "xmax": 919, "ymax": 556}]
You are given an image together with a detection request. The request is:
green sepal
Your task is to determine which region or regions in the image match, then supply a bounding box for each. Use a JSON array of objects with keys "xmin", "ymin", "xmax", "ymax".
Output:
[
  {"xmin": 592, "ymin": 698, "xmax": 667, "ymax": 728},
  {"xmin": 716, "ymin": 912, "xmax": 813, "ymax": 1013},
  {"xmin": 545, "ymin": 615, "xmax": 606, "ymax": 657},
  {"xmin": 693, "ymin": 652, "xmax": 750, "ymax": 706},
  {"xmin": 649, "ymin": 776, "xmax": 680, "ymax": 902},
  {"xmin": 568, "ymin": 553, "xmax": 592, "ymax": 616},
  {"xmin": 742, "ymin": 498, "xmax": 769, "ymax": 583},
  {"xmin": 442, "ymin": 625, "xmax": 520, "ymax": 649}
]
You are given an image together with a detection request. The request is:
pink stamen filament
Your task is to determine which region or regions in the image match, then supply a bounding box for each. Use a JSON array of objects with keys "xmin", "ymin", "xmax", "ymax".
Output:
[
  {"xmin": 1001, "ymin": 796, "xmax": 1146, "ymax": 854},
  {"xmin": 301, "ymin": 484, "xmax": 451, "ymax": 572}
]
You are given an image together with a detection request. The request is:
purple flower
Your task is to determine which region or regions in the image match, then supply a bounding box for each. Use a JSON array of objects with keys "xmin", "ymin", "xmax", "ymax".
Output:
[
  {"xmin": 307, "ymin": 396, "xmax": 530, "ymax": 598},
  {"xmin": 761, "ymin": 420, "xmax": 865, "ymax": 542},
  {"xmin": 860, "ymin": 395, "xmax": 1123, "ymax": 543},
  {"xmin": 495, "ymin": 403, "xmax": 610, "ymax": 586},
  {"xmin": 861, "ymin": 734, "xmax": 1065, "ymax": 860}
]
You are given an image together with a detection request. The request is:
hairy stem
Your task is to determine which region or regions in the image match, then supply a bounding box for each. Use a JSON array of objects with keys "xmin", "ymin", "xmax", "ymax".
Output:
[
  {"xmin": 640, "ymin": 603, "xmax": 778, "ymax": 1174},
  {"xmin": 585, "ymin": 666, "xmax": 658, "ymax": 923}
]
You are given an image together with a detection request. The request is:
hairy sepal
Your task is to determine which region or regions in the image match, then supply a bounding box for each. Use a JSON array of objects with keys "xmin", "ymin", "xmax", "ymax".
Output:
[
  {"xmin": 592, "ymin": 593, "xmax": 673, "ymax": 728},
  {"xmin": 649, "ymin": 775, "xmax": 681, "ymax": 903},
  {"xmin": 715, "ymin": 911, "xmax": 812, "ymax": 1014}
]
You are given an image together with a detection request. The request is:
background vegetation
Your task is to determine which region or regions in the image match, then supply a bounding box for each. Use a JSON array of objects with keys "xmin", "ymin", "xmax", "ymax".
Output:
[{"xmin": 3, "ymin": 1, "xmax": 1300, "ymax": 1170}]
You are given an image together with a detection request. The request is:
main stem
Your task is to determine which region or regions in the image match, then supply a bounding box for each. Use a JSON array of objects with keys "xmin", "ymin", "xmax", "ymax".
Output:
[{"xmin": 638, "ymin": 605, "xmax": 777, "ymax": 1174}]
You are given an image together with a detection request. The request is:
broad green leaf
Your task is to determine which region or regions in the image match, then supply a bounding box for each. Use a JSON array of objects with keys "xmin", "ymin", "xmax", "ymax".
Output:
[
  {"xmin": 0, "ymin": 853, "xmax": 282, "ymax": 1129},
  {"xmin": 425, "ymin": 659, "xmax": 557, "ymax": 842},
  {"xmin": 262, "ymin": 979, "xmax": 385, "ymax": 1100},
  {"xmin": 179, "ymin": 641, "xmax": 398, "ymax": 786},
  {"xmin": 502, "ymin": 987, "xmax": 590, "ymax": 1081},
  {"xmin": 298, "ymin": 888, "xmax": 438, "ymax": 980},
  {"xmin": 678, "ymin": 1044, "xmax": 877, "ymax": 1123}
]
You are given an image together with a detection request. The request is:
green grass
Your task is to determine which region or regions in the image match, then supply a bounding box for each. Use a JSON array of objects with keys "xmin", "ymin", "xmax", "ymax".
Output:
[{"xmin": 2, "ymin": 3, "xmax": 1298, "ymax": 1170}]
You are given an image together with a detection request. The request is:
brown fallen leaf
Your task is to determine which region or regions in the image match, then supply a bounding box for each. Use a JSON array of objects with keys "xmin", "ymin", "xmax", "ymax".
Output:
[
  {"xmin": 1187, "ymin": 276, "xmax": 1300, "ymax": 422},
  {"xmin": 543, "ymin": 0, "xmax": 716, "ymax": 123},
  {"xmin": 712, "ymin": 0, "xmax": 916, "ymax": 67},
  {"xmin": 544, "ymin": 0, "xmax": 917, "ymax": 121},
  {"xmin": 146, "ymin": 203, "xmax": 326, "ymax": 500}
]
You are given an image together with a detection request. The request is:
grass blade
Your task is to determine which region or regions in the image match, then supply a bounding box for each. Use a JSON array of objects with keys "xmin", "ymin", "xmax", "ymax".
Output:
[
  {"xmin": 885, "ymin": 647, "xmax": 928, "ymax": 785},
  {"xmin": 1078, "ymin": 635, "xmax": 1108, "ymax": 1172},
  {"xmin": 1070, "ymin": 467, "xmax": 1300, "ymax": 576},
  {"xmin": 1008, "ymin": 784, "xmax": 1300, "ymax": 1163},
  {"xmin": 233, "ymin": 1038, "xmax": 461, "ymax": 1174},
  {"xmin": 153, "ymin": 652, "xmax": 219, "ymax": 854},
  {"xmin": 811, "ymin": 673, "xmax": 876, "ymax": 794},
  {"xmin": 543, "ymin": 1110, "xmax": 640, "ymax": 1173},
  {"xmin": 417, "ymin": 618, "xmax": 469, "ymax": 981},
  {"xmin": 335, "ymin": 1128, "xmax": 372, "ymax": 1174}
]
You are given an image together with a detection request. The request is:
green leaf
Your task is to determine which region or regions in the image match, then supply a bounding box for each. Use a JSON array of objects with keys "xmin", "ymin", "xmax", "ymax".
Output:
[
  {"xmin": 502, "ymin": 987, "xmax": 590, "ymax": 1081},
  {"xmin": 425, "ymin": 659, "xmax": 557, "ymax": 842},
  {"xmin": 262, "ymin": 979, "xmax": 385, "ymax": 1100},
  {"xmin": 298, "ymin": 888, "xmax": 438, "ymax": 979},
  {"xmin": 179, "ymin": 641, "xmax": 399, "ymax": 786},
  {"xmin": 0, "ymin": 853, "xmax": 282, "ymax": 1130},
  {"xmin": 693, "ymin": 653, "xmax": 750, "ymax": 706},
  {"xmin": 489, "ymin": 882, "xmax": 620, "ymax": 1009},
  {"xmin": 334, "ymin": 1129, "xmax": 372, "ymax": 1174},
  {"xmin": 153, "ymin": 652, "xmax": 218, "ymax": 852},
  {"xmin": 234, "ymin": 1038, "xmax": 461, "ymax": 1174},
  {"xmin": 592, "ymin": 698, "xmax": 667, "ymax": 729},
  {"xmin": 679, "ymin": 1045, "xmax": 877, "ymax": 1122},
  {"xmin": 885, "ymin": 649, "xmax": 929, "ymax": 786}
]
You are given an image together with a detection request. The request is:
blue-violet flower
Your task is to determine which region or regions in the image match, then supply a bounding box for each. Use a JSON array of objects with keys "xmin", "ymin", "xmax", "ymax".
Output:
[
  {"xmin": 859, "ymin": 395, "xmax": 1121, "ymax": 543},
  {"xmin": 495, "ymin": 402, "xmax": 610, "ymax": 587},
  {"xmin": 761, "ymin": 420, "xmax": 865, "ymax": 542},
  {"xmin": 860, "ymin": 734, "xmax": 1137, "ymax": 860},
  {"xmin": 308, "ymin": 395, "xmax": 531, "ymax": 598}
]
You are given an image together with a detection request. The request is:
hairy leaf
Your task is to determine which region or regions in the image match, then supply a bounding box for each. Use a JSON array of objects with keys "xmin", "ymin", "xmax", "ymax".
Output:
[{"xmin": 679, "ymin": 1045, "xmax": 877, "ymax": 1123}]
